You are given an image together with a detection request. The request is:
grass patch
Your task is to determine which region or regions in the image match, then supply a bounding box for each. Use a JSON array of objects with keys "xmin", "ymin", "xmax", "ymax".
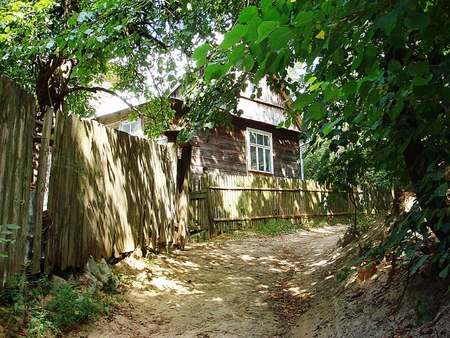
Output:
[{"xmin": 253, "ymin": 219, "xmax": 300, "ymax": 236}]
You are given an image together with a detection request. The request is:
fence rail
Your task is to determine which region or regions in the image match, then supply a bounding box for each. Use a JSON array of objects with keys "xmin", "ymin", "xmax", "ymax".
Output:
[{"xmin": 189, "ymin": 172, "xmax": 393, "ymax": 234}]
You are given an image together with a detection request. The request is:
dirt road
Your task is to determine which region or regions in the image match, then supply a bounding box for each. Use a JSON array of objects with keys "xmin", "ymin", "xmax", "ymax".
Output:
[{"xmin": 67, "ymin": 225, "xmax": 346, "ymax": 338}]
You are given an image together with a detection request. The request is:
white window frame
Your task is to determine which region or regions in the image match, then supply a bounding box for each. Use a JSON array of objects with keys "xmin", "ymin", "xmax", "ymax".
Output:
[
  {"xmin": 246, "ymin": 128, "xmax": 274, "ymax": 174},
  {"xmin": 119, "ymin": 118, "xmax": 142, "ymax": 137}
]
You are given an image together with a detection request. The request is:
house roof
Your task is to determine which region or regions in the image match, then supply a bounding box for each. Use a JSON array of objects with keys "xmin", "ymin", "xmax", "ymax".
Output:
[{"xmin": 96, "ymin": 80, "xmax": 302, "ymax": 133}]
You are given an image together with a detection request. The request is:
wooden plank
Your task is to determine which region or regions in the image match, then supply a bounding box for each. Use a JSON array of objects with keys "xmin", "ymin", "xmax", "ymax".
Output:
[
  {"xmin": 31, "ymin": 109, "xmax": 53, "ymax": 274},
  {"xmin": 0, "ymin": 75, "xmax": 35, "ymax": 286}
]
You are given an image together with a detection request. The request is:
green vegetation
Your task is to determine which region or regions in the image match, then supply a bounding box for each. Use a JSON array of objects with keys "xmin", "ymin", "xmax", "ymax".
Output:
[
  {"xmin": 2, "ymin": 0, "xmax": 449, "ymax": 282},
  {"xmin": 0, "ymin": 0, "xmax": 250, "ymax": 132},
  {"xmin": 47, "ymin": 284, "xmax": 100, "ymax": 330},
  {"xmin": 193, "ymin": 0, "xmax": 450, "ymax": 280},
  {"xmin": 0, "ymin": 273, "xmax": 119, "ymax": 337},
  {"xmin": 237, "ymin": 216, "xmax": 348, "ymax": 237},
  {"xmin": 0, "ymin": 224, "xmax": 20, "ymax": 258}
]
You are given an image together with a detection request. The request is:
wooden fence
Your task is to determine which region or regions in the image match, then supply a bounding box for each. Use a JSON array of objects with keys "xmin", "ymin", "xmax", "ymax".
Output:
[
  {"xmin": 189, "ymin": 172, "xmax": 393, "ymax": 235},
  {"xmin": 0, "ymin": 75, "xmax": 36, "ymax": 286},
  {"xmin": 45, "ymin": 112, "xmax": 177, "ymax": 271},
  {"xmin": 1, "ymin": 75, "xmax": 178, "ymax": 286},
  {"xmin": 0, "ymin": 75, "xmax": 393, "ymax": 287}
]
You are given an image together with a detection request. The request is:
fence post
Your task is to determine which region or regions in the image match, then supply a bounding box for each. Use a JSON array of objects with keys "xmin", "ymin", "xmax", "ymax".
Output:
[
  {"xmin": 176, "ymin": 145, "xmax": 192, "ymax": 249},
  {"xmin": 202, "ymin": 168, "xmax": 216, "ymax": 238},
  {"xmin": 31, "ymin": 108, "xmax": 53, "ymax": 274}
]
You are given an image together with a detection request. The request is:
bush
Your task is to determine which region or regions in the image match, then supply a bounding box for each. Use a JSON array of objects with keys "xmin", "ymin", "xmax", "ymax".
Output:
[{"xmin": 47, "ymin": 284, "xmax": 100, "ymax": 330}]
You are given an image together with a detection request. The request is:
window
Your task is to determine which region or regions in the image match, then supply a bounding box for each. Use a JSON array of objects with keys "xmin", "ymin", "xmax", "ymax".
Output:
[
  {"xmin": 247, "ymin": 128, "xmax": 273, "ymax": 174},
  {"xmin": 119, "ymin": 119, "xmax": 142, "ymax": 136}
]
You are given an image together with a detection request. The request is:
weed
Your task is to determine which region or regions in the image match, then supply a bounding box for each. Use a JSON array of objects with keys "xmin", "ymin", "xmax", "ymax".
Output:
[
  {"xmin": 336, "ymin": 268, "xmax": 351, "ymax": 282},
  {"xmin": 0, "ymin": 223, "xmax": 20, "ymax": 258},
  {"xmin": 103, "ymin": 275, "xmax": 118, "ymax": 294},
  {"xmin": 26, "ymin": 310, "xmax": 59, "ymax": 338},
  {"xmin": 415, "ymin": 295, "xmax": 433, "ymax": 326},
  {"xmin": 47, "ymin": 284, "xmax": 100, "ymax": 330},
  {"xmin": 253, "ymin": 219, "xmax": 299, "ymax": 236}
]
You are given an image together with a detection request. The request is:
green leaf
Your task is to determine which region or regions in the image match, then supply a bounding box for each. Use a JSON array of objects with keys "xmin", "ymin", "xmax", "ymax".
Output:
[
  {"xmin": 227, "ymin": 44, "xmax": 245, "ymax": 62},
  {"xmin": 256, "ymin": 21, "xmax": 279, "ymax": 43},
  {"xmin": 293, "ymin": 11, "xmax": 314, "ymax": 27},
  {"xmin": 388, "ymin": 59, "xmax": 401, "ymax": 72},
  {"xmin": 372, "ymin": 11, "xmax": 398, "ymax": 30},
  {"xmin": 291, "ymin": 93, "xmax": 314, "ymax": 110},
  {"xmin": 239, "ymin": 6, "xmax": 258, "ymax": 23},
  {"xmin": 435, "ymin": 182, "xmax": 448, "ymax": 197},
  {"xmin": 205, "ymin": 63, "xmax": 228, "ymax": 83},
  {"xmin": 241, "ymin": 54, "xmax": 255, "ymax": 72},
  {"xmin": 412, "ymin": 74, "xmax": 432, "ymax": 86},
  {"xmin": 439, "ymin": 264, "xmax": 450, "ymax": 278},
  {"xmin": 220, "ymin": 24, "xmax": 247, "ymax": 49},
  {"xmin": 322, "ymin": 117, "xmax": 343, "ymax": 136},
  {"xmin": 268, "ymin": 26, "xmax": 292, "ymax": 50},
  {"xmin": 331, "ymin": 48, "xmax": 345, "ymax": 65},
  {"xmin": 192, "ymin": 43, "xmax": 213, "ymax": 67},
  {"xmin": 404, "ymin": 12, "xmax": 430, "ymax": 31},
  {"xmin": 411, "ymin": 255, "xmax": 429, "ymax": 275},
  {"xmin": 308, "ymin": 102, "xmax": 327, "ymax": 120},
  {"xmin": 6, "ymin": 224, "xmax": 20, "ymax": 230}
]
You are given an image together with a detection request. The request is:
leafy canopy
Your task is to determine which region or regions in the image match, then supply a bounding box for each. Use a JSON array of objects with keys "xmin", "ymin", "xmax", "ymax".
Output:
[
  {"xmin": 0, "ymin": 0, "xmax": 251, "ymax": 125},
  {"xmin": 193, "ymin": 0, "xmax": 450, "ymax": 273}
]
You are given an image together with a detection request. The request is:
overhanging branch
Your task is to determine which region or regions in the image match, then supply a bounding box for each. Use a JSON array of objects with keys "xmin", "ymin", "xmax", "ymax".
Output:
[{"xmin": 60, "ymin": 86, "xmax": 140, "ymax": 113}]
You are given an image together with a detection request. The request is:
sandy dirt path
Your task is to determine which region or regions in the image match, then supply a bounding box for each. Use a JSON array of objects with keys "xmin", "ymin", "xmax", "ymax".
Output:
[{"xmin": 66, "ymin": 225, "xmax": 346, "ymax": 338}]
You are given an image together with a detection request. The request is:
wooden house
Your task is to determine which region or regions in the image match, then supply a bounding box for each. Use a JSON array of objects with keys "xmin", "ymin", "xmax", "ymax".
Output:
[{"xmin": 96, "ymin": 84, "xmax": 303, "ymax": 180}]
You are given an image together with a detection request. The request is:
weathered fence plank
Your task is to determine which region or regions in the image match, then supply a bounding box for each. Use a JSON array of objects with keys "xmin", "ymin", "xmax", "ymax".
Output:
[
  {"xmin": 45, "ymin": 113, "xmax": 177, "ymax": 271},
  {"xmin": 0, "ymin": 75, "xmax": 35, "ymax": 286},
  {"xmin": 189, "ymin": 173, "xmax": 393, "ymax": 232},
  {"xmin": 31, "ymin": 109, "xmax": 53, "ymax": 274}
]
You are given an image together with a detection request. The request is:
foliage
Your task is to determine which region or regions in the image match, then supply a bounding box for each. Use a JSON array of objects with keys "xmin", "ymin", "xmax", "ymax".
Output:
[
  {"xmin": 0, "ymin": 273, "xmax": 114, "ymax": 336},
  {"xmin": 47, "ymin": 284, "xmax": 100, "ymax": 330},
  {"xmin": 0, "ymin": 0, "xmax": 254, "ymax": 136},
  {"xmin": 254, "ymin": 219, "xmax": 299, "ymax": 236},
  {"xmin": 0, "ymin": 224, "xmax": 20, "ymax": 258},
  {"xmin": 193, "ymin": 0, "xmax": 450, "ymax": 277}
]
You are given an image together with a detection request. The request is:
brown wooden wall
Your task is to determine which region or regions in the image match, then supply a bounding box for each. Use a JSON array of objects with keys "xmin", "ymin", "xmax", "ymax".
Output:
[
  {"xmin": 0, "ymin": 75, "xmax": 36, "ymax": 285},
  {"xmin": 189, "ymin": 115, "xmax": 300, "ymax": 179},
  {"xmin": 45, "ymin": 113, "xmax": 178, "ymax": 271}
]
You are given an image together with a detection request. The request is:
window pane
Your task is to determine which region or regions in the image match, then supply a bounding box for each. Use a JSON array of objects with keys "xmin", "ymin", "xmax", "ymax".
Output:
[
  {"xmin": 250, "ymin": 132, "xmax": 256, "ymax": 144},
  {"xmin": 130, "ymin": 121, "xmax": 140, "ymax": 134},
  {"xmin": 250, "ymin": 146, "xmax": 257, "ymax": 170},
  {"xmin": 120, "ymin": 121, "xmax": 141, "ymax": 135},
  {"xmin": 258, "ymin": 148, "xmax": 264, "ymax": 171},
  {"xmin": 265, "ymin": 149, "xmax": 271, "ymax": 172},
  {"xmin": 263, "ymin": 135, "xmax": 270, "ymax": 146},
  {"xmin": 257, "ymin": 134, "xmax": 263, "ymax": 145}
]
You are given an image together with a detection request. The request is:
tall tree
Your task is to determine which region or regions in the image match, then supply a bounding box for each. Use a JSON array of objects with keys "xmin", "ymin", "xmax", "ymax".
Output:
[
  {"xmin": 193, "ymin": 0, "xmax": 450, "ymax": 269},
  {"xmin": 0, "ymin": 0, "xmax": 252, "ymax": 122}
]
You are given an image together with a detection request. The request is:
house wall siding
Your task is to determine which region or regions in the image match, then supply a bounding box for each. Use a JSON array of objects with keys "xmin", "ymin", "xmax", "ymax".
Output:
[{"xmin": 190, "ymin": 115, "xmax": 300, "ymax": 179}]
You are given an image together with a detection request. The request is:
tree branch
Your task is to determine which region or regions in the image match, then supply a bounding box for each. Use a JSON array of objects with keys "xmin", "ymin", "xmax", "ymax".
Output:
[{"xmin": 60, "ymin": 86, "xmax": 140, "ymax": 113}]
